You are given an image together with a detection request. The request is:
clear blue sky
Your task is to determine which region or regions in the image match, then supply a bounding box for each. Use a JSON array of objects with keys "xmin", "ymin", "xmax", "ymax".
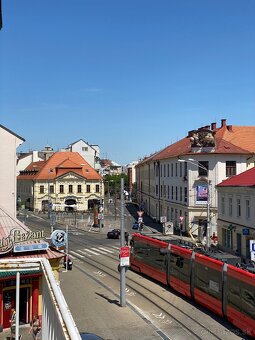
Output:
[{"xmin": 1, "ymin": 0, "xmax": 255, "ymax": 165}]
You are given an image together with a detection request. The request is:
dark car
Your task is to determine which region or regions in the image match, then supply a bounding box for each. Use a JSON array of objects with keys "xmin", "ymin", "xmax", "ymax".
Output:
[
  {"xmin": 132, "ymin": 221, "xmax": 139, "ymax": 230},
  {"xmin": 80, "ymin": 333, "xmax": 103, "ymax": 340},
  {"xmin": 107, "ymin": 228, "xmax": 120, "ymax": 239}
]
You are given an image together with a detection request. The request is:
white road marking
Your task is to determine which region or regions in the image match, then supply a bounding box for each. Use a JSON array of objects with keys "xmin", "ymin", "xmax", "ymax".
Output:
[
  {"xmin": 91, "ymin": 247, "xmax": 108, "ymax": 254},
  {"xmin": 84, "ymin": 248, "xmax": 100, "ymax": 255},
  {"xmin": 98, "ymin": 247, "xmax": 114, "ymax": 253},
  {"xmin": 69, "ymin": 250, "xmax": 84, "ymax": 258},
  {"xmin": 76, "ymin": 250, "xmax": 92, "ymax": 257}
]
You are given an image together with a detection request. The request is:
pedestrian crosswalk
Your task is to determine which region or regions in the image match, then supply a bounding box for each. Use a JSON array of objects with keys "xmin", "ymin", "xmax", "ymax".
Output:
[{"xmin": 69, "ymin": 245, "xmax": 120, "ymax": 259}]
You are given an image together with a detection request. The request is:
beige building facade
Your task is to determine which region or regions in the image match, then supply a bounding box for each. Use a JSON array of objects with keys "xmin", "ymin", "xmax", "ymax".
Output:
[{"xmin": 17, "ymin": 152, "xmax": 103, "ymax": 212}]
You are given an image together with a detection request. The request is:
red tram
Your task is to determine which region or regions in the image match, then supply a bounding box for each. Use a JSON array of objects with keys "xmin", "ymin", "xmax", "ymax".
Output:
[{"xmin": 130, "ymin": 232, "xmax": 255, "ymax": 338}]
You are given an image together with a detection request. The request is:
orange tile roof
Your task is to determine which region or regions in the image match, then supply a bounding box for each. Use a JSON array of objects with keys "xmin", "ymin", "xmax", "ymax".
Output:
[
  {"xmin": 18, "ymin": 152, "xmax": 102, "ymax": 181},
  {"xmin": 138, "ymin": 123, "xmax": 255, "ymax": 165}
]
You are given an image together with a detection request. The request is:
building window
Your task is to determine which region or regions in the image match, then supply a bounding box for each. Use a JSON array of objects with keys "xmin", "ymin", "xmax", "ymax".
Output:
[
  {"xmin": 222, "ymin": 228, "xmax": 233, "ymax": 249},
  {"xmin": 39, "ymin": 186, "xmax": 44, "ymax": 194},
  {"xmin": 198, "ymin": 161, "xmax": 208, "ymax": 177},
  {"xmin": 60, "ymin": 185, "xmax": 64, "ymax": 193},
  {"xmin": 69, "ymin": 185, "xmax": 73, "ymax": 193},
  {"xmin": 50, "ymin": 185, "xmax": 54, "ymax": 194},
  {"xmin": 184, "ymin": 161, "xmax": 187, "ymax": 177},
  {"xmin": 160, "ymin": 165, "xmax": 162, "ymax": 177},
  {"xmin": 167, "ymin": 164, "xmax": 169, "ymax": 177},
  {"xmin": 221, "ymin": 196, "xmax": 225, "ymax": 215},
  {"xmin": 87, "ymin": 185, "xmax": 91, "ymax": 193},
  {"xmin": 184, "ymin": 187, "xmax": 187, "ymax": 203},
  {"xmin": 229, "ymin": 197, "xmax": 232, "ymax": 216},
  {"xmin": 171, "ymin": 164, "xmax": 173, "ymax": 177},
  {"xmin": 226, "ymin": 161, "xmax": 236, "ymax": 177},
  {"xmin": 96, "ymin": 184, "xmax": 100, "ymax": 193},
  {"xmin": 175, "ymin": 186, "xmax": 178, "ymax": 201},
  {"xmin": 171, "ymin": 186, "xmax": 174, "ymax": 200},
  {"xmin": 167, "ymin": 185, "xmax": 169, "ymax": 199},
  {"xmin": 175, "ymin": 163, "xmax": 178, "ymax": 176},
  {"xmin": 237, "ymin": 198, "xmax": 241, "ymax": 217},
  {"xmin": 180, "ymin": 162, "xmax": 182, "ymax": 177},
  {"xmin": 160, "ymin": 185, "xmax": 162, "ymax": 197},
  {"xmin": 246, "ymin": 199, "xmax": 250, "ymax": 219},
  {"xmin": 77, "ymin": 185, "xmax": 82, "ymax": 193},
  {"xmin": 156, "ymin": 185, "xmax": 158, "ymax": 196},
  {"xmin": 82, "ymin": 147, "xmax": 88, "ymax": 151},
  {"xmin": 164, "ymin": 164, "xmax": 166, "ymax": 177},
  {"xmin": 180, "ymin": 187, "xmax": 183, "ymax": 201}
]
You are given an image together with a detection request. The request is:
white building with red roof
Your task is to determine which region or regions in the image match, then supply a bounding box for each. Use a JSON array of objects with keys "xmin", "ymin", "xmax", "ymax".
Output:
[
  {"xmin": 17, "ymin": 151, "xmax": 103, "ymax": 212},
  {"xmin": 217, "ymin": 166, "xmax": 255, "ymax": 259},
  {"xmin": 136, "ymin": 119, "xmax": 255, "ymax": 243}
]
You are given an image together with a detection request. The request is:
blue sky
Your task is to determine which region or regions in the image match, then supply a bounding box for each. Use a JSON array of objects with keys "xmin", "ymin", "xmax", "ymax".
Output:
[{"xmin": 1, "ymin": 0, "xmax": 255, "ymax": 165}]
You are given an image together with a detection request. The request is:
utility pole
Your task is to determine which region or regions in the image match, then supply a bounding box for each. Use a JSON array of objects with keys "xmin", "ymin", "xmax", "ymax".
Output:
[{"xmin": 120, "ymin": 178, "xmax": 126, "ymax": 307}]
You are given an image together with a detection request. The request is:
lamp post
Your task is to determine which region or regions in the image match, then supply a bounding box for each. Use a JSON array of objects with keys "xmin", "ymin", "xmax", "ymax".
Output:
[{"xmin": 178, "ymin": 158, "xmax": 211, "ymax": 248}]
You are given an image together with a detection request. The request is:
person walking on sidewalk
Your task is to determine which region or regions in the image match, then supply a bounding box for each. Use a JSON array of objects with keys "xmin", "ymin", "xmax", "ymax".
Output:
[
  {"xmin": 29, "ymin": 315, "xmax": 41, "ymax": 340},
  {"xmin": 9, "ymin": 308, "xmax": 22, "ymax": 340}
]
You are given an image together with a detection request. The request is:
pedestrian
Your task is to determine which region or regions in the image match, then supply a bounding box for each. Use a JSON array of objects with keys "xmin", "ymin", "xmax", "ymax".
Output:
[
  {"xmin": 29, "ymin": 315, "xmax": 41, "ymax": 340},
  {"xmin": 10, "ymin": 307, "xmax": 16, "ymax": 340},
  {"xmin": 9, "ymin": 307, "xmax": 22, "ymax": 340},
  {"xmin": 125, "ymin": 232, "xmax": 129, "ymax": 246}
]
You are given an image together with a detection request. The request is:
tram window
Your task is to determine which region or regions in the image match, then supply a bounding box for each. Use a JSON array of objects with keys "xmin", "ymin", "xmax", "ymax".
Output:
[
  {"xmin": 149, "ymin": 244, "xmax": 166, "ymax": 271},
  {"xmin": 241, "ymin": 286, "xmax": 255, "ymax": 319},
  {"xmin": 194, "ymin": 263, "xmax": 222, "ymax": 299},
  {"xmin": 226, "ymin": 277, "xmax": 241, "ymax": 312}
]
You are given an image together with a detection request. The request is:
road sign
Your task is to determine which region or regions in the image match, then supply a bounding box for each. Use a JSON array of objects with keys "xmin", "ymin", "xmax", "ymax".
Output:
[
  {"xmin": 250, "ymin": 240, "xmax": 255, "ymax": 252},
  {"xmin": 137, "ymin": 211, "xmax": 144, "ymax": 217},
  {"xmin": 120, "ymin": 246, "xmax": 130, "ymax": 266},
  {"xmin": 251, "ymin": 252, "xmax": 255, "ymax": 261}
]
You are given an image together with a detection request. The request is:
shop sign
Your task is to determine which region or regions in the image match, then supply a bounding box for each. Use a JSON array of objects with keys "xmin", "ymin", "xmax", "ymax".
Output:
[
  {"xmin": 0, "ymin": 229, "xmax": 45, "ymax": 254},
  {"xmin": 14, "ymin": 242, "xmax": 49, "ymax": 253}
]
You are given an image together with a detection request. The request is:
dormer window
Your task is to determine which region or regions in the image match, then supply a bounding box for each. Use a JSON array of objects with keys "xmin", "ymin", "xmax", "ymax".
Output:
[{"xmin": 198, "ymin": 161, "xmax": 208, "ymax": 177}]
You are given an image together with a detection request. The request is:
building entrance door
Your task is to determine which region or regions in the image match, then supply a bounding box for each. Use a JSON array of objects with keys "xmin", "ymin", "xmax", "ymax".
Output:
[
  {"xmin": 236, "ymin": 233, "xmax": 242, "ymax": 256},
  {"xmin": 3, "ymin": 287, "xmax": 30, "ymax": 328}
]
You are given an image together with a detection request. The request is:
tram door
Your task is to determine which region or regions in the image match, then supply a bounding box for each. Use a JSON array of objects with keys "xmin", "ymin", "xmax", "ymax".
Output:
[{"xmin": 3, "ymin": 288, "xmax": 30, "ymax": 328}]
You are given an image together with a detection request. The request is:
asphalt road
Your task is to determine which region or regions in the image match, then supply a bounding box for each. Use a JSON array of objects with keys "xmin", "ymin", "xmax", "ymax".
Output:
[{"xmin": 13, "ymin": 205, "xmax": 250, "ymax": 340}]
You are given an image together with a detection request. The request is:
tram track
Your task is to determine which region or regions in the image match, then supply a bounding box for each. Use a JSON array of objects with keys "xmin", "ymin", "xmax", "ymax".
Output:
[
  {"xmin": 24, "ymin": 219, "xmax": 244, "ymax": 340},
  {"xmin": 67, "ymin": 241, "xmax": 236, "ymax": 340}
]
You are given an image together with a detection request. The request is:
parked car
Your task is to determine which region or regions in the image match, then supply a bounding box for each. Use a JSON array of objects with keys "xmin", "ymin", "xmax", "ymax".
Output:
[
  {"xmin": 132, "ymin": 221, "xmax": 139, "ymax": 230},
  {"xmin": 80, "ymin": 333, "xmax": 103, "ymax": 340},
  {"xmin": 107, "ymin": 229, "xmax": 120, "ymax": 239}
]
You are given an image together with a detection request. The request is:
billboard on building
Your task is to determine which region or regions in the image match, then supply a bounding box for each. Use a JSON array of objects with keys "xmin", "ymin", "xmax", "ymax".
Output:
[{"xmin": 196, "ymin": 184, "xmax": 208, "ymax": 205}]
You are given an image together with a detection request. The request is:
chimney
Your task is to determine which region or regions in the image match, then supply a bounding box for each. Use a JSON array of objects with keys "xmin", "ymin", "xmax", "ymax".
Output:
[
  {"xmin": 221, "ymin": 119, "xmax": 227, "ymax": 127},
  {"xmin": 211, "ymin": 122, "xmax": 217, "ymax": 130},
  {"xmin": 227, "ymin": 125, "xmax": 233, "ymax": 132},
  {"xmin": 205, "ymin": 125, "xmax": 210, "ymax": 130},
  {"xmin": 188, "ymin": 130, "xmax": 194, "ymax": 137}
]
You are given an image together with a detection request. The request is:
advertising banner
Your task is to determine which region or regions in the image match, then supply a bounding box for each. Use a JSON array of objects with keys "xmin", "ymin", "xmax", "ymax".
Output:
[{"xmin": 196, "ymin": 184, "xmax": 208, "ymax": 205}]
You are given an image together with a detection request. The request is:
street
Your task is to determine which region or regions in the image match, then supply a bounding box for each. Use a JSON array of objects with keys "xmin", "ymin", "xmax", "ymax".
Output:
[{"xmin": 14, "ymin": 204, "xmax": 249, "ymax": 340}]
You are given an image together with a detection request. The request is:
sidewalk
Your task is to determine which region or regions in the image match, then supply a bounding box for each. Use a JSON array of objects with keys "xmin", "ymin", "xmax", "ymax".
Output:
[{"xmin": 0, "ymin": 324, "xmax": 31, "ymax": 340}]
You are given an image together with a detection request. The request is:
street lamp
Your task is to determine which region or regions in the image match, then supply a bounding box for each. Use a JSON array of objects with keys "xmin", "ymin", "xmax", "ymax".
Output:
[{"xmin": 178, "ymin": 158, "xmax": 211, "ymax": 248}]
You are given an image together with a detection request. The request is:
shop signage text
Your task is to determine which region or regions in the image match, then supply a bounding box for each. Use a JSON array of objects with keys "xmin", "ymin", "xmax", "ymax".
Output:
[{"xmin": 0, "ymin": 229, "xmax": 45, "ymax": 254}]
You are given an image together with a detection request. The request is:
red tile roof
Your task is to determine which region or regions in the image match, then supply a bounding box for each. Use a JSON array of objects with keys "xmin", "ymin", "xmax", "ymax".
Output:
[
  {"xmin": 138, "ymin": 122, "xmax": 255, "ymax": 165},
  {"xmin": 18, "ymin": 152, "xmax": 102, "ymax": 181},
  {"xmin": 217, "ymin": 166, "xmax": 255, "ymax": 187}
]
